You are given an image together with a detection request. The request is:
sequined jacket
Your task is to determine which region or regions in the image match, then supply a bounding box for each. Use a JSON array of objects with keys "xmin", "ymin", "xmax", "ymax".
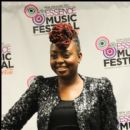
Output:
[{"xmin": 1, "ymin": 75, "xmax": 118, "ymax": 130}]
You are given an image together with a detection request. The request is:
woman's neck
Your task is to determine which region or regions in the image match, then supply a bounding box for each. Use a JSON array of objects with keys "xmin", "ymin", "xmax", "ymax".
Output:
[
  {"xmin": 58, "ymin": 73, "xmax": 82, "ymax": 87},
  {"xmin": 58, "ymin": 73, "xmax": 84, "ymax": 101}
]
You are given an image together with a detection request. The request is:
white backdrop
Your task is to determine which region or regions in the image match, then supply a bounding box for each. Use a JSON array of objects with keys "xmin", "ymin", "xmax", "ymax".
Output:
[{"xmin": 2, "ymin": 2, "xmax": 130, "ymax": 130}]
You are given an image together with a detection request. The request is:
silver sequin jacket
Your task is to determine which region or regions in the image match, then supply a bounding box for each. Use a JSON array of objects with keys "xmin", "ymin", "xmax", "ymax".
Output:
[{"xmin": 1, "ymin": 75, "xmax": 118, "ymax": 130}]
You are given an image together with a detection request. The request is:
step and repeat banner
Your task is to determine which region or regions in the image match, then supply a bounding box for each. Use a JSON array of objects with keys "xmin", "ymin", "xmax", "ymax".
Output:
[{"xmin": 2, "ymin": 2, "xmax": 130, "ymax": 130}]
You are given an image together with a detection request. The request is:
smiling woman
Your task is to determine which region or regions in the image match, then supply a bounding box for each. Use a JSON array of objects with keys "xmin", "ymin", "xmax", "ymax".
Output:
[
  {"xmin": 50, "ymin": 40, "xmax": 82, "ymax": 79},
  {"xmin": 1, "ymin": 23, "xmax": 118, "ymax": 130}
]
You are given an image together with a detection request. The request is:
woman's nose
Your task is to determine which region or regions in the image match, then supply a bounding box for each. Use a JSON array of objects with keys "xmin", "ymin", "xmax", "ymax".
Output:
[{"xmin": 56, "ymin": 56, "xmax": 65, "ymax": 63}]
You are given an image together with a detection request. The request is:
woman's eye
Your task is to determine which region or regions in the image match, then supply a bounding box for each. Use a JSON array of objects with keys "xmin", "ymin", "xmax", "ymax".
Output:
[
  {"xmin": 63, "ymin": 53, "xmax": 71, "ymax": 58},
  {"xmin": 51, "ymin": 54, "xmax": 58, "ymax": 59}
]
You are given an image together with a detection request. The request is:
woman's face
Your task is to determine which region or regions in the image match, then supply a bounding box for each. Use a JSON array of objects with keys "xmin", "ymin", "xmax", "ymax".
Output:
[{"xmin": 50, "ymin": 40, "xmax": 82, "ymax": 79}]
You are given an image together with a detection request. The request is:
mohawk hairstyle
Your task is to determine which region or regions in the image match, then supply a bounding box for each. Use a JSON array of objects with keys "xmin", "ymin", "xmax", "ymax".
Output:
[{"xmin": 49, "ymin": 23, "xmax": 81, "ymax": 51}]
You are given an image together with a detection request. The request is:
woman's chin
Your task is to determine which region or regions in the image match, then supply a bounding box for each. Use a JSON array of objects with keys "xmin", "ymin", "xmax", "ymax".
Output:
[{"xmin": 56, "ymin": 71, "xmax": 69, "ymax": 78}]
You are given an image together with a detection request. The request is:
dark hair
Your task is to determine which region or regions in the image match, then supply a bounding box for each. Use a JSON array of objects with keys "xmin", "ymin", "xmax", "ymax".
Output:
[{"xmin": 49, "ymin": 23, "xmax": 81, "ymax": 53}]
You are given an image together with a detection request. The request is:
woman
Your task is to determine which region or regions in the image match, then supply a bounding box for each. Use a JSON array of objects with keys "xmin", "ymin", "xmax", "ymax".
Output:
[{"xmin": 1, "ymin": 23, "xmax": 118, "ymax": 130}]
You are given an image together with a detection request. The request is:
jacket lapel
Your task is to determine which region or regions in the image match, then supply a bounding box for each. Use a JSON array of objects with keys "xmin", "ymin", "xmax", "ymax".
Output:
[{"xmin": 74, "ymin": 76, "xmax": 96, "ymax": 130}]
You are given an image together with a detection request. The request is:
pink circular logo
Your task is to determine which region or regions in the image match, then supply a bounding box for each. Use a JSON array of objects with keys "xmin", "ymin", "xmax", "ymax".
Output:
[
  {"xmin": 24, "ymin": 4, "xmax": 39, "ymax": 18},
  {"xmin": 95, "ymin": 36, "xmax": 110, "ymax": 51}
]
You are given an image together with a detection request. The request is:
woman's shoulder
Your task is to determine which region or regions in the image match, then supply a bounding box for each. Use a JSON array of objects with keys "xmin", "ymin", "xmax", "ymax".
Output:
[
  {"xmin": 81, "ymin": 74, "xmax": 110, "ymax": 82},
  {"xmin": 34, "ymin": 75, "xmax": 57, "ymax": 85},
  {"xmin": 29, "ymin": 75, "xmax": 58, "ymax": 93},
  {"xmin": 81, "ymin": 74, "xmax": 112, "ymax": 91}
]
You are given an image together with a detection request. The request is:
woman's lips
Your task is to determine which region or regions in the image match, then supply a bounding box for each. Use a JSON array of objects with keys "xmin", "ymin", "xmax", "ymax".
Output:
[
  {"xmin": 57, "ymin": 68, "xmax": 66, "ymax": 71},
  {"xmin": 56, "ymin": 66, "xmax": 68, "ymax": 72}
]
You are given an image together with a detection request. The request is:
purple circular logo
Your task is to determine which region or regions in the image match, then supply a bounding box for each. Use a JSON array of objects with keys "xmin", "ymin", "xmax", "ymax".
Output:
[
  {"xmin": 32, "ymin": 13, "xmax": 45, "ymax": 25},
  {"xmin": 103, "ymin": 47, "xmax": 117, "ymax": 58}
]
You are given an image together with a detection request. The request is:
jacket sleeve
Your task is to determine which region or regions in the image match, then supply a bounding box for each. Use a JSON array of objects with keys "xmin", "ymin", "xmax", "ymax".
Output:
[
  {"xmin": 98, "ymin": 77, "xmax": 119, "ymax": 130},
  {"xmin": 1, "ymin": 76, "xmax": 42, "ymax": 130}
]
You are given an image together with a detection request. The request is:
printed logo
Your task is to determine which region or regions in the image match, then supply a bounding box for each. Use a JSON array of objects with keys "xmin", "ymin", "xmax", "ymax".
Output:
[
  {"xmin": 24, "ymin": 4, "xmax": 80, "ymax": 35},
  {"xmin": 32, "ymin": 13, "xmax": 45, "ymax": 25},
  {"xmin": 95, "ymin": 36, "xmax": 130, "ymax": 68},
  {"xmin": 24, "ymin": 4, "xmax": 39, "ymax": 18},
  {"xmin": 103, "ymin": 47, "xmax": 117, "ymax": 59},
  {"xmin": 95, "ymin": 36, "xmax": 110, "ymax": 51},
  {"xmin": 118, "ymin": 111, "xmax": 130, "ymax": 130},
  {"xmin": 2, "ymin": 43, "xmax": 14, "ymax": 75}
]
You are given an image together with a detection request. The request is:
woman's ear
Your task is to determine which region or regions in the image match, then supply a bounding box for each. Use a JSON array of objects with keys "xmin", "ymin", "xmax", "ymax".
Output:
[{"xmin": 78, "ymin": 52, "xmax": 82, "ymax": 63}]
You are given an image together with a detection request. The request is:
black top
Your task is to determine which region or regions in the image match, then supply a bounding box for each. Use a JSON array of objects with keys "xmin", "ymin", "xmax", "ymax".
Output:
[{"xmin": 48, "ymin": 100, "xmax": 80, "ymax": 130}]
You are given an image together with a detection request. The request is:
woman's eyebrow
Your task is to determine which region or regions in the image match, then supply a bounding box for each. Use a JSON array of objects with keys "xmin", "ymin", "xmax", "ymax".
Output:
[
  {"xmin": 50, "ymin": 50, "xmax": 58, "ymax": 53},
  {"xmin": 50, "ymin": 49, "xmax": 71, "ymax": 54}
]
